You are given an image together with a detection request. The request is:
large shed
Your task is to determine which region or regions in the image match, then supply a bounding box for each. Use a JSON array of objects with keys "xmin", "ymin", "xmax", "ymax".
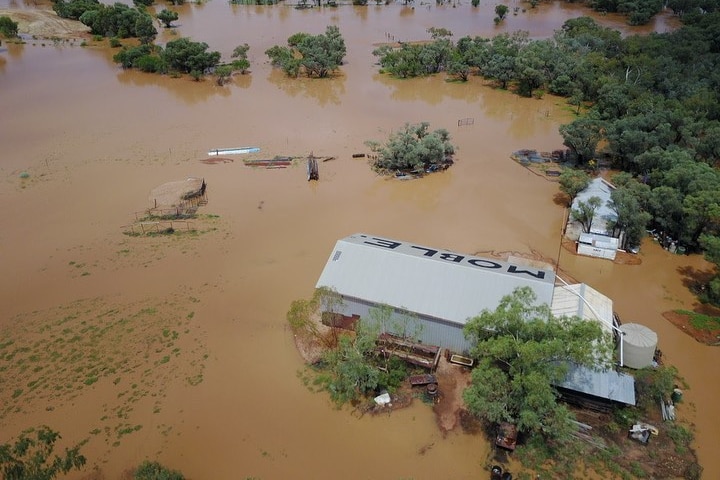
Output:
[
  {"xmin": 316, "ymin": 234, "xmax": 556, "ymax": 353},
  {"xmin": 315, "ymin": 233, "xmax": 636, "ymax": 406}
]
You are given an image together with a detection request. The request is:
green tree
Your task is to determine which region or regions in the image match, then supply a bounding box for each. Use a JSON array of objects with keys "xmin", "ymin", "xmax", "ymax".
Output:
[
  {"xmin": 558, "ymin": 169, "xmax": 590, "ymax": 206},
  {"xmin": 265, "ymin": 44, "xmax": 300, "ymax": 77},
  {"xmin": 297, "ymin": 25, "xmax": 346, "ymax": 78},
  {"xmin": 494, "ymin": 4, "xmax": 509, "ymax": 23},
  {"xmin": 0, "ymin": 426, "xmax": 86, "ymax": 480},
  {"xmin": 267, "ymin": 26, "xmax": 345, "ymax": 78},
  {"xmin": 231, "ymin": 43, "xmax": 251, "ymax": 73},
  {"xmin": 366, "ymin": 122, "xmax": 455, "ymax": 172},
  {"xmin": 0, "ymin": 16, "xmax": 19, "ymax": 38},
  {"xmin": 571, "ymin": 196, "xmax": 603, "ymax": 234},
  {"xmin": 156, "ymin": 9, "xmax": 179, "ymax": 28},
  {"xmin": 559, "ymin": 114, "xmax": 604, "ymax": 164},
  {"xmin": 161, "ymin": 37, "xmax": 221, "ymax": 75},
  {"xmin": 134, "ymin": 460, "xmax": 184, "ymax": 480},
  {"xmin": 319, "ymin": 320, "xmax": 382, "ymax": 405},
  {"xmin": 214, "ymin": 65, "xmax": 233, "ymax": 86},
  {"xmin": 53, "ymin": 0, "xmax": 102, "ymax": 20},
  {"xmin": 607, "ymin": 187, "xmax": 652, "ymax": 249},
  {"xmin": 462, "ymin": 287, "xmax": 613, "ymax": 442},
  {"xmin": 135, "ymin": 13, "xmax": 157, "ymax": 45}
]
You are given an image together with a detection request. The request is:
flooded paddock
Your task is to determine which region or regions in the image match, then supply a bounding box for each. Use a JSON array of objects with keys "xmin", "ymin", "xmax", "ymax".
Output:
[{"xmin": 0, "ymin": 2, "xmax": 713, "ymax": 479}]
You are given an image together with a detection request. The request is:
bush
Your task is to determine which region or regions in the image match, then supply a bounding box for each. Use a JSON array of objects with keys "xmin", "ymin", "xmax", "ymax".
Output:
[
  {"xmin": 0, "ymin": 16, "xmax": 18, "ymax": 37},
  {"xmin": 134, "ymin": 460, "xmax": 184, "ymax": 480},
  {"xmin": 367, "ymin": 122, "xmax": 455, "ymax": 172}
]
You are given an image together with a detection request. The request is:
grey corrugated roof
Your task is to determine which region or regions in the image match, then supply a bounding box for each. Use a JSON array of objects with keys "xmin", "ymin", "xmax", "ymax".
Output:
[
  {"xmin": 316, "ymin": 234, "xmax": 556, "ymax": 326},
  {"xmin": 572, "ymin": 178, "xmax": 617, "ymax": 235},
  {"xmin": 557, "ymin": 363, "xmax": 636, "ymax": 406}
]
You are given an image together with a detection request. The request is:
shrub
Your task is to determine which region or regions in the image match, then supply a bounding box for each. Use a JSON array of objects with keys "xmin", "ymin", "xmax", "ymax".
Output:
[
  {"xmin": 134, "ymin": 461, "xmax": 185, "ymax": 480},
  {"xmin": 0, "ymin": 16, "xmax": 19, "ymax": 38}
]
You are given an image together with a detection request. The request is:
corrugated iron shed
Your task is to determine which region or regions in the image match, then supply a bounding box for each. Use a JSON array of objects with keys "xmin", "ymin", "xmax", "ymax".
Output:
[
  {"xmin": 551, "ymin": 283, "xmax": 615, "ymax": 335},
  {"xmin": 557, "ymin": 363, "xmax": 636, "ymax": 406},
  {"xmin": 571, "ymin": 178, "xmax": 617, "ymax": 235},
  {"xmin": 316, "ymin": 234, "xmax": 555, "ymax": 327}
]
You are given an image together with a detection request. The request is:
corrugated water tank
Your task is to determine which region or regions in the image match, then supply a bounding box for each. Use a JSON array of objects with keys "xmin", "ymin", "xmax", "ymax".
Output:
[{"xmin": 620, "ymin": 323, "xmax": 658, "ymax": 369}]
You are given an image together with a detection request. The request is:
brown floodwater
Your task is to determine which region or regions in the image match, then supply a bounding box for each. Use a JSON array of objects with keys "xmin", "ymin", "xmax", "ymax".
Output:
[{"xmin": 0, "ymin": 2, "xmax": 713, "ymax": 479}]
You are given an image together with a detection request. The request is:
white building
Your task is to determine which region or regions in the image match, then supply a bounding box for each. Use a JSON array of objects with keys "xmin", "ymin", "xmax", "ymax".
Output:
[
  {"xmin": 316, "ymin": 234, "xmax": 635, "ymax": 406},
  {"xmin": 566, "ymin": 177, "xmax": 622, "ymax": 260}
]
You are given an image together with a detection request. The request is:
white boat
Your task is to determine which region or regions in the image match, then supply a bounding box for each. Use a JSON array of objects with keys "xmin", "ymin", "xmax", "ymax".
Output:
[{"xmin": 207, "ymin": 147, "xmax": 260, "ymax": 156}]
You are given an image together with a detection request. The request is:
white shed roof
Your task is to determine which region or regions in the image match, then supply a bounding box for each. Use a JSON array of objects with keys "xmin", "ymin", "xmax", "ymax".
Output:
[
  {"xmin": 572, "ymin": 178, "xmax": 617, "ymax": 235},
  {"xmin": 551, "ymin": 283, "xmax": 615, "ymax": 335},
  {"xmin": 316, "ymin": 234, "xmax": 556, "ymax": 326}
]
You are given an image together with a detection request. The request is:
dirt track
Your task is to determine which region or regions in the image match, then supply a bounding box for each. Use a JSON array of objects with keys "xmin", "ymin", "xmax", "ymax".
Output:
[{"xmin": 0, "ymin": 8, "xmax": 90, "ymax": 39}]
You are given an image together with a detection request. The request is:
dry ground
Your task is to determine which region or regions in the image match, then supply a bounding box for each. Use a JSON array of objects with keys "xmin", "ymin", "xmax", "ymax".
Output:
[{"xmin": 0, "ymin": 8, "xmax": 91, "ymax": 40}]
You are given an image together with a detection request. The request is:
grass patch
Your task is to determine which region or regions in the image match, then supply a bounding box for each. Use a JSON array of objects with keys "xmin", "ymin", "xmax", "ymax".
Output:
[{"xmin": 677, "ymin": 309, "xmax": 720, "ymax": 331}]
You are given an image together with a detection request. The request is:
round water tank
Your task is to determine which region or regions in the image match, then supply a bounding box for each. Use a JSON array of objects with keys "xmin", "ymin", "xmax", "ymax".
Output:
[{"xmin": 620, "ymin": 323, "xmax": 658, "ymax": 369}]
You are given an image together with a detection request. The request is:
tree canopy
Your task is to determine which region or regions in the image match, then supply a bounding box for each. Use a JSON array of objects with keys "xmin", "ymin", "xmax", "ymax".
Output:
[
  {"xmin": 365, "ymin": 122, "xmax": 455, "ymax": 173},
  {"xmin": 266, "ymin": 25, "xmax": 346, "ymax": 78},
  {"xmin": 0, "ymin": 16, "xmax": 19, "ymax": 38},
  {"xmin": 0, "ymin": 426, "xmax": 86, "ymax": 480},
  {"xmin": 462, "ymin": 287, "xmax": 613, "ymax": 443}
]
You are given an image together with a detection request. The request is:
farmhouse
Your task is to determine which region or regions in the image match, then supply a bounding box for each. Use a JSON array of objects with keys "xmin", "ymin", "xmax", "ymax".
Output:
[{"xmin": 316, "ymin": 233, "xmax": 636, "ymax": 406}]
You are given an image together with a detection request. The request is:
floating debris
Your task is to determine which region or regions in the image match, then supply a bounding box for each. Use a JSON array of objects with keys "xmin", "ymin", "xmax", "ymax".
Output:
[
  {"xmin": 307, "ymin": 153, "xmax": 319, "ymax": 181},
  {"xmin": 511, "ymin": 149, "xmax": 566, "ymax": 165},
  {"xmin": 199, "ymin": 157, "xmax": 234, "ymax": 164},
  {"xmin": 207, "ymin": 147, "xmax": 260, "ymax": 156},
  {"xmin": 243, "ymin": 156, "xmax": 295, "ymax": 168}
]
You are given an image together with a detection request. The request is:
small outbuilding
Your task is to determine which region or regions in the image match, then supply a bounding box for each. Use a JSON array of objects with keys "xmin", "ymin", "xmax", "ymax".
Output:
[{"xmin": 577, "ymin": 232, "xmax": 620, "ymax": 261}]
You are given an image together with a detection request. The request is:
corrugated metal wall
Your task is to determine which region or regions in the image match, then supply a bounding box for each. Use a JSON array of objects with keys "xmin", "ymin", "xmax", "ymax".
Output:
[{"xmin": 328, "ymin": 296, "xmax": 475, "ymax": 354}]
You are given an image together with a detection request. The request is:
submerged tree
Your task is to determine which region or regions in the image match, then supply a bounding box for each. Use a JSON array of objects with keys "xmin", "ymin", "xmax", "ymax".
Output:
[
  {"xmin": 366, "ymin": 122, "xmax": 455, "ymax": 172},
  {"xmin": 318, "ymin": 320, "xmax": 382, "ymax": 405},
  {"xmin": 156, "ymin": 9, "xmax": 179, "ymax": 28},
  {"xmin": 266, "ymin": 26, "xmax": 346, "ymax": 78},
  {"xmin": 462, "ymin": 287, "xmax": 613, "ymax": 444}
]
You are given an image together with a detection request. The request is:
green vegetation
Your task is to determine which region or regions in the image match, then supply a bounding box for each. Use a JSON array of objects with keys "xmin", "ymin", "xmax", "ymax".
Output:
[
  {"xmin": 589, "ymin": 0, "xmax": 666, "ymax": 25},
  {"xmin": 0, "ymin": 16, "xmax": 19, "ymax": 38},
  {"xmin": 79, "ymin": 3, "xmax": 156, "ymax": 43},
  {"xmin": 462, "ymin": 287, "xmax": 613, "ymax": 444},
  {"xmin": 156, "ymin": 9, "xmax": 179, "ymax": 29},
  {"xmin": 494, "ymin": 4, "xmax": 509, "ymax": 24},
  {"xmin": 558, "ymin": 169, "xmax": 591, "ymax": 206},
  {"xmin": 288, "ymin": 290, "xmax": 410, "ymax": 406},
  {"xmin": 266, "ymin": 25, "xmax": 346, "ymax": 78},
  {"xmin": 375, "ymin": 14, "xmax": 720, "ymax": 301},
  {"xmin": 0, "ymin": 426, "xmax": 86, "ymax": 480},
  {"xmin": 675, "ymin": 309, "xmax": 720, "ymax": 331},
  {"xmin": 365, "ymin": 122, "xmax": 455, "ymax": 173},
  {"xmin": 134, "ymin": 461, "xmax": 185, "ymax": 480},
  {"xmin": 570, "ymin": 196, "xmax": 603, "ymax": 234}
]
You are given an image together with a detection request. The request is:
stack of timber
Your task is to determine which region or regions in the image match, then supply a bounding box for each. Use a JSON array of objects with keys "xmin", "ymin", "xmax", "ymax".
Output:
[{"xmin": 376, "ymin": 333, "xmax": 442, "ymax": 371}]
